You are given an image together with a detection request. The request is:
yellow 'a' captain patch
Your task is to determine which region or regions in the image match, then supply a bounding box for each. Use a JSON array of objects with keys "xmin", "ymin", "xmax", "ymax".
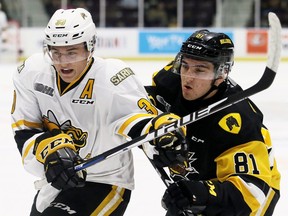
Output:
[{"xmin": 218, "ymin": 113, "xmax": 241, "ymax": 134}]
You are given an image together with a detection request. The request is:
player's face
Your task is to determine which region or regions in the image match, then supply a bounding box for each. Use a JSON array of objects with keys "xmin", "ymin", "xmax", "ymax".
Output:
[
  {"xmin": 50, "ymin": 44, "xmax": 90, "ymax": 83},
  {"xmin": 180, "ymin": 57, "xmax": 222, "ymax": 101}
]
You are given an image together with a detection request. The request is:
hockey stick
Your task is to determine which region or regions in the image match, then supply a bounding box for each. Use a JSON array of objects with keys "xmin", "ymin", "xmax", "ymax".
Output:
[
  {"xmin": 74, "ymin": 12, "xmax": 281, "ymax": 172},
  {"xmin": 146, "ymin": 12, "xmax": 282, "ymax": 216}
]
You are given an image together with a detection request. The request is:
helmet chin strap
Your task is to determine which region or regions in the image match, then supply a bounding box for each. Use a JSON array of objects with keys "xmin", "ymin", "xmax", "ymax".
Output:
[{"xmin": 195, "ymin": 82, "xmax": 219, "ymax": 101}]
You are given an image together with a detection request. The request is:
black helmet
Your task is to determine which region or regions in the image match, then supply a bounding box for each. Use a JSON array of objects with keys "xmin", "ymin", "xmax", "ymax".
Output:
[{"xmin": 173, "ymin": 29, "xmax": 234, "ymax": 78}]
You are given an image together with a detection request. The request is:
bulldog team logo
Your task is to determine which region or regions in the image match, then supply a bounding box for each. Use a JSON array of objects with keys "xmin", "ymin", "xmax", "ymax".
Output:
[{"xmin": 42, "ymin": 110, "xmax": 88, "ymax": 153}]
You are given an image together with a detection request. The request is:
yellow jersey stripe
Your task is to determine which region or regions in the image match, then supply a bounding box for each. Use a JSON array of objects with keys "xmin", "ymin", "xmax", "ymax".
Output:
[
  {"xmin": 257, "ymin": 188, "xmax": 275, "ymax": 216},
  {"xmin": 104, "ymin": 187, "xmax": 125, "ymax": 215},
  {"xmin": 229, "ymin": 176, "xmax": 261, "ymax": 214},
  {"xmin": 22, "ymin": 139, "xmax": 35, "ymax": 164},
  {"xmin": 12, "ymin": 119, "xmax": 42, "ymax": 129},
  {"xmin": 117, "ymin": 113, "xmax": 155, "ymax": 137},
  {"xmin": 91, "ymin": 185, "xmax": 125, "ymax": 216}
]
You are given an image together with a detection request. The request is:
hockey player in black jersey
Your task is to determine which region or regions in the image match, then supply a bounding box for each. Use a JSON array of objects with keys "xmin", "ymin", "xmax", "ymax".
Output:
[{"xmin": 145, "ymin": 30, "xmax": 280, "ymax": 215}]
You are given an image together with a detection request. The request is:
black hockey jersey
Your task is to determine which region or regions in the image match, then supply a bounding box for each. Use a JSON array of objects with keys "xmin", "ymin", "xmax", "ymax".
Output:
[{"xmin": 145, "ymin": 61, "xmax": 280, "ymax": 215}]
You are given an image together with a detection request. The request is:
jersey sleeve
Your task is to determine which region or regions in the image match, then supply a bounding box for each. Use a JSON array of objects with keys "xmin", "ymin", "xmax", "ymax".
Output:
[
  {"xmin": 145, "ymin": 61, "xmax": 181, "ymax": 113},
  {"xmin": 211, "ymin": 137, "xmax": 280, "ymax": 214},
  {"xmin": 102, "ymin": 59, "xmax": 159, "ymax": 139},
  {"xmin": 11, "ymin": 55, "xmax": 46, "ymax": 177}
]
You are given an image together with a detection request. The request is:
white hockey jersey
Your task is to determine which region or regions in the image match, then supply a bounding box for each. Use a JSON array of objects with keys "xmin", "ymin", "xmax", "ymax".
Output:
[{"xmin": 11, "ymin": 53, "xmax": 157, "ymax": 211}]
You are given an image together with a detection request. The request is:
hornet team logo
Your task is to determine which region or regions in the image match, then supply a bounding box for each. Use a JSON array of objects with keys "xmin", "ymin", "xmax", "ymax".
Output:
[{"xmin": 42, "ymin": 110, "xmax": 88, "ymax": 153}]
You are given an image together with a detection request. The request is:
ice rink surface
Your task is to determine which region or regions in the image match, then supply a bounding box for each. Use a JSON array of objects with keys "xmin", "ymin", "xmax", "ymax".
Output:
[{"xmin": 0, "ymin": 60, "xmax": 287, "ymax": 215}]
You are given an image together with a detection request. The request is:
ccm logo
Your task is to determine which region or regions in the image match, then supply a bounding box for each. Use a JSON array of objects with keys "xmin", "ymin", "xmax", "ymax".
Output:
[
  {"xmin": 53, "ymin": 34, "xmax": 68, "ymax": 37},
  {"xmin": 72, "ymin": 99, "xmax": 94, "ymax": 105},
  {"xmin": 187, "ymin": 44, "xmax": 202, "ymax": 50}
]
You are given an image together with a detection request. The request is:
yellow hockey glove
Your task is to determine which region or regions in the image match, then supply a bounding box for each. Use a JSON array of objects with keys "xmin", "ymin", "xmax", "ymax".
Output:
[{"xmin": 33, "ymin": 129, "xmax": 86, "ymax": 190}]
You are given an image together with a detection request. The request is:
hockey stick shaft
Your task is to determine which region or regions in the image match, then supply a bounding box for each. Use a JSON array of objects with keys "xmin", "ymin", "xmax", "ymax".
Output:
[
  {"xmin": 74, "ymin": 66, "xmax": 275, "ymax": 172},
  {"xmin": 74, "ymin": 67, "xmax": 274, "ymax": 172},
  {"xmin": 74, "ymin": 12, "xmax": 281, "ymax": 172}
]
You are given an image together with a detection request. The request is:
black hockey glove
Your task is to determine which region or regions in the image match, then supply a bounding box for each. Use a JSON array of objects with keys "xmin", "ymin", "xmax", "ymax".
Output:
[
  {"xmin": 162, "ymin": 180, "xmax": 213, "ymax": 215},
  {"xmin": 44, "ymin": 147, "xmax": 86, "ymax": 190},
  {"xmin": 150, "ymin": 113, "xmax": 188, "ymax": 167},
  {"xmin": 34, "ymin": 129, "xmax": 86, "ymax": 190}
]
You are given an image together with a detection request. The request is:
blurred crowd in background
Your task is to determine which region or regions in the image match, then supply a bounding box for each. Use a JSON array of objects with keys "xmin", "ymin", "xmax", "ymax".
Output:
[
  {"xmin": 41, "ymin": 0, "xmax": 216, "ymax": 27},
  {"xmin": 1, "ymin": 0, "xmax": 288, "ymax": 28}
]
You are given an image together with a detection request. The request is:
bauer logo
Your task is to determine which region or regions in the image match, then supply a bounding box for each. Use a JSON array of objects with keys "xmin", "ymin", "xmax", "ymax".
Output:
[{"xmin": 139, "ymin": 32, "xmax": 191, "ymax": 54}]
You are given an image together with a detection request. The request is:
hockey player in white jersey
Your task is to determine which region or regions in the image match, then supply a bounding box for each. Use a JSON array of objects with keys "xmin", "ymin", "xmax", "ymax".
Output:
[{"xmin": 11, "ymin": 8, "xmax": 187, "ymax": 216}]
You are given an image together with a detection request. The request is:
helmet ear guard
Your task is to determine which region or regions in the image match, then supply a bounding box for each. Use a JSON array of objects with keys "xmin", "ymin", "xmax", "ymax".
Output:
[
  {"xmin": 171, "ymin": 53, "xmax": 183, "ymax": 75},
  {"xmin": 214, "ymin": 63, "xmax": 232, "ymax": 80},
  {"xmin": 86, "ymin": 35, "xmax": 96, "ymax": 53}
]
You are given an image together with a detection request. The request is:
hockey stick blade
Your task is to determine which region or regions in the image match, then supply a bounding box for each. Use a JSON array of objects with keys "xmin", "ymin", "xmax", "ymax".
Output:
[
  {"xmin": 74, "ymin": 12, "xmax": 281, "ymax": 172},
  {"xmin": 267, "ymin": 12, "xmax": 282, "ymax": 72}
]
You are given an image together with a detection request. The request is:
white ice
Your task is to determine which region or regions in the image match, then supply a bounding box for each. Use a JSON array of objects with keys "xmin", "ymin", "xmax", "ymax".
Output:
[{"xmin": 0, "ymin": 60, "xmax": 287, "ymax": 215}]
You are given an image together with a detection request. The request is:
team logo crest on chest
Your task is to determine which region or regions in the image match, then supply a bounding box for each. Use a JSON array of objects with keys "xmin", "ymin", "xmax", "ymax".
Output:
[
  {"xmin": 43, "ymin": 110, "xmax": 88, "ymax": 153},
  {"xmin": 218, "ymin": 113, "xmax": 241, "ymax": 134}
]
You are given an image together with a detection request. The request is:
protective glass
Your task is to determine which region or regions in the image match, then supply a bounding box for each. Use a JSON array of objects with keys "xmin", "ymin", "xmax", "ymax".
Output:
[
  {"xmin": 45, "ymin": 44, "xmax": 89, "ymax": 64},
  {"xmin": 179, "ymin": 62, "xmax": 216, "ymax": 80}
]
